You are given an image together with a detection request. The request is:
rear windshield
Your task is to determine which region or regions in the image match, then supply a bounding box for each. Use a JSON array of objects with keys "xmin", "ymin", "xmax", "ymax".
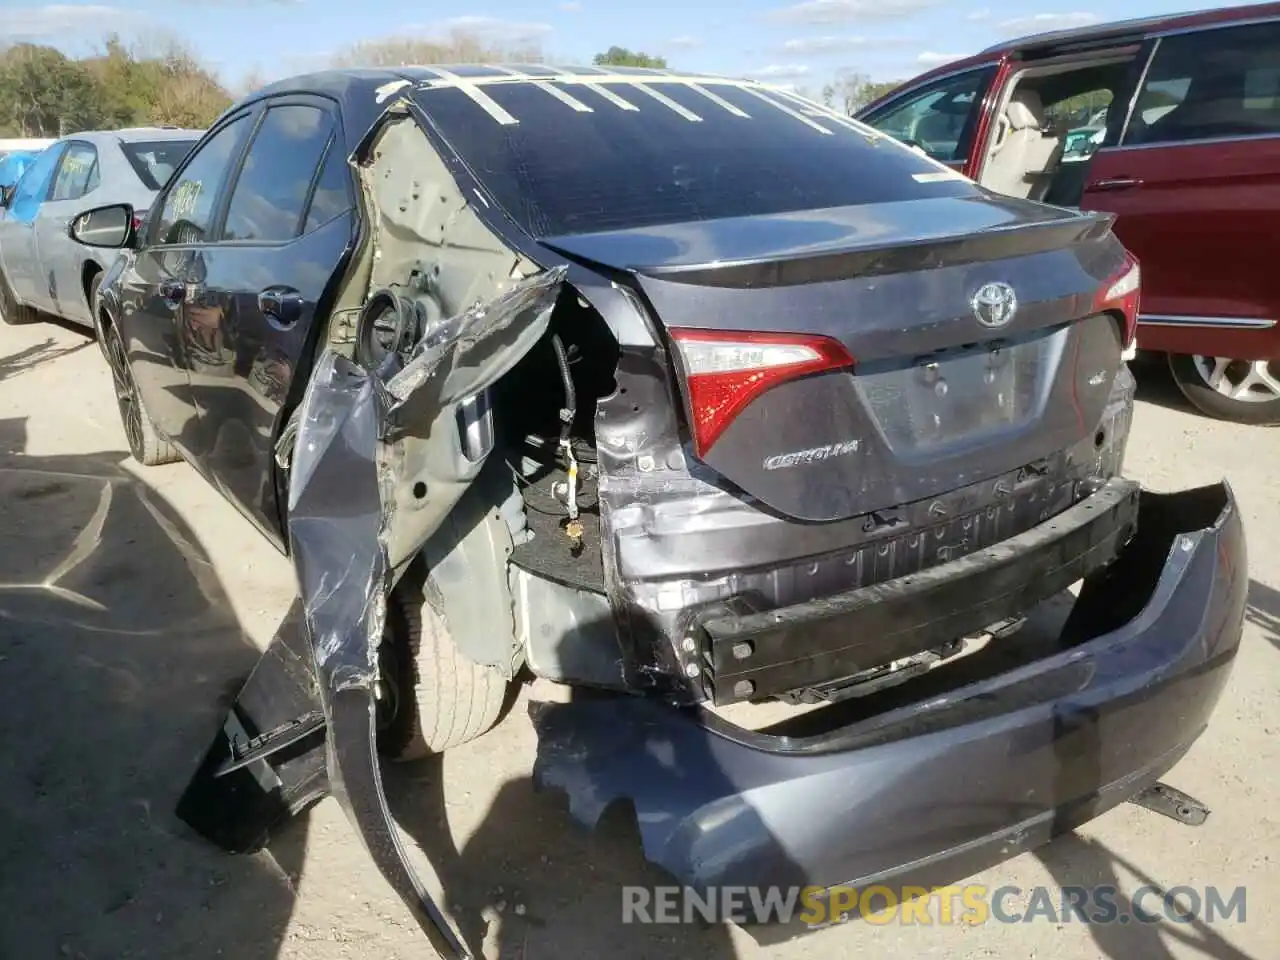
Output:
[
  {"xmin": 414, "ymin": 79, "xmax": 978, "ymax": 237},
  {"xmin": 121, "ymin": 139, "xmax": 198, "ymax": 190}
]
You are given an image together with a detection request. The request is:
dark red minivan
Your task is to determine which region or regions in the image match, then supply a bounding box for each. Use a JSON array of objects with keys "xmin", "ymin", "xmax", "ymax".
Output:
[{"xmin": 857, "ymin": 3, "xmax": 1280, "ymax": 423}]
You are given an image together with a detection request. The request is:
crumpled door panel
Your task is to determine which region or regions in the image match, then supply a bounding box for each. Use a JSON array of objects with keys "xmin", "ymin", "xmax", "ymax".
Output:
[{"xmin": 179, "ymin": 267, "xmax": 566, "ymax": 959}]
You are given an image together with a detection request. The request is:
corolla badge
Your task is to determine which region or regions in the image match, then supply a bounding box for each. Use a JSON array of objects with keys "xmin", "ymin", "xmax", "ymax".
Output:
[{"xmin": 971, "ymin": 281, "xmax": 1018, "ymax": 328}]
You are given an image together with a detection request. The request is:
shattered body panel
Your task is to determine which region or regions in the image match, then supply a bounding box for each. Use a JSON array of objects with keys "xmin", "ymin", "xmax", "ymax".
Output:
[{"xmin": 533, "ymin": 481, "xmax": 1246, "ymax": 904}]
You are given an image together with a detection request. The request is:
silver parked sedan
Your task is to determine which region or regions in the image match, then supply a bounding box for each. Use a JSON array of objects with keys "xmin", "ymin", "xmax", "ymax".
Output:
[{"xmin": 0, "ymin": 127, "xmax": 201, "ymax": 328}]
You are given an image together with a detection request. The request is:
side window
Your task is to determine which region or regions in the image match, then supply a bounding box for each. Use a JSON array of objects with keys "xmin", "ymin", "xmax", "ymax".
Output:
[
  {"xmin": 302, "ymin": 138, "xmax": 354, "ymax": 234},
  {"xmin": 861, "ymin": 68, "xmax": 995, "ymax": 163},
  {"xmin": 50, "ymin": 143, "xmax": 99, "ymax": 202},
  {"xmin": 221, "ymin": 104, "xmax": 335, "ymax": 242},
  {"xmin": 155, "ymin": 114, "xmax": 252, "ymax": 245},
  {"xmin": 11, "ymin": 144, "xmax": 65, "ymax": 208},
  {"xmin": 1125, "ymin": 21, "xmax": 1280, "ymax": 146}
]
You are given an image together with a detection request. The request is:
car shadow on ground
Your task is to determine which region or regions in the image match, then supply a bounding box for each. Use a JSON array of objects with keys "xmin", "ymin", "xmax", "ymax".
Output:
[
  {"xmin": 1131, "ymin": 353, "xmax": 1199, "ymax": 417},
  {"xmin": 0, "ymin": 415, "xmax": 306, "ymax": 959},
  {"xmin": 1036, "ymin": 835, "xmax": 1256, "ymax": 960},
  {"xmin": 0, "ymin": 332, "xmax": 94, "ymax": 386},
  {"xmin": 385, "ymin": 721, "xmax": 748, "ymax": 960},
  {"xmin": 1244, "ymin": 578, "xmax": 1280, "ymax": 653}
]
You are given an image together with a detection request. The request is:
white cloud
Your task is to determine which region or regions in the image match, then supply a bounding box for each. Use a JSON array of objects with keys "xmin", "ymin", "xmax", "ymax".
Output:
[
  {"xmin": 558, "ymin": 1, "xmax": 582, "ymax": 10},
  {"xmin": 997, "ymin": 12, "xmax": 1098, "ymax": 36},
  {"xmin": 780, "ymin": 34, "xmax": 913, "ymax": 54},
  {"xmin": 767, "ymin": 0, "xmax": 939, "ymax": 25},
  {"xmin": 668, "ymin": 35, "xmax": 702, "ymax": 49},
  {"xmin": 781, "ymin": 35, "xmax": 866, "ymax": 53},
  {"xmin": 2, "ymin": 4, "xmax": 129, "ymax": 38},
  {"xmin": 917, "ymin": 51, "xmax": 966, "ymax": 65},
  {"xmin": 966, "ymin": 7, "xmax": 991, "ymax": 20},
  {"xmin": 745, "ymin": 64, "xmax": 812, "ymax": 80},
  {"xmin": 437, "ymin": 15, "xmax": 553, "ymax": 43}
]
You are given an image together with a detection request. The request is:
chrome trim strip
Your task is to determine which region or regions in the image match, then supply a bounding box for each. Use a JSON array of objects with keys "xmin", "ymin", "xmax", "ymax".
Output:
[
  {"xmin": 1152, "ymin": 13, "xmax": 1280, "ymax": 39},
  {"xmin": 1139, "ymin": 315, "xmax": 1277, "ymax": 329},
  {"xmin": 1118, "ymin": 37, "xmax": 1159, "ymax": 146},
  {"xmin": 1106, "ymin": 131, "xmax": 1280, "ymax": 153}
]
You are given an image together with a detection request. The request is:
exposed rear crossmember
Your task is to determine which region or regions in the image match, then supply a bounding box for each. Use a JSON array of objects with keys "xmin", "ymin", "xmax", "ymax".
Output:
[{"xmin": 692, "ymin": 478, "xmax": 1141, "ymax": 705}]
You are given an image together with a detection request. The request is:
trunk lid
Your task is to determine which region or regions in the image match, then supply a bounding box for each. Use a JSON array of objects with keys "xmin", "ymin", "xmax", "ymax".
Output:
[{"xmin": 544, "ymin": 195, "xmax": 1133, "ymax": 523}]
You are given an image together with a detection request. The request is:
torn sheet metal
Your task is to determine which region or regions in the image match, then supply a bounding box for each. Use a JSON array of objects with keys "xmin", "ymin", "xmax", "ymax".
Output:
[
  {"xmin": 284, "ymin": 266, "xmax": 566, "ymax": 956},
  {"xmin": 178, "ymin": 267, "xmax": 565, "ymax": 958}
]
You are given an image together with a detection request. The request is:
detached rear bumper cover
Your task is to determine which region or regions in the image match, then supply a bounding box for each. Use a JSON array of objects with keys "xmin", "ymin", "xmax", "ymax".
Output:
[{"xmin": 532, "ymin": 481, "xmax": 1246, "ymax": 898}]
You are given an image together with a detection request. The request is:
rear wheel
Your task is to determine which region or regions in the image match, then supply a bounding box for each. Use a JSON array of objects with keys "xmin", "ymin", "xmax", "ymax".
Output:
[
  {"xmin": 377, "ymin": 575, "xmax": 510, "ymax": 760},
  {"xmin": 1168, "ymin": 352, "xmax": 1280, "ymax": 426},
  {"xmin": 102, "ymin": 321, "xmax": 180, "ymax": 465},
  {"xmin": 0, "ymin": 267, "xmax": 37, "ymax": 325}
]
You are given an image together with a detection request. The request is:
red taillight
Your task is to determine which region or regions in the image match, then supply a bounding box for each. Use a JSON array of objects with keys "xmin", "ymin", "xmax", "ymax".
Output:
[
  {"xmin": 667, "ymin": 328, "xmax": 855, "ymax": 457},
  {"xmin": 1095, "ymin": 251, "xmax": 1140, "ymax": 358}
]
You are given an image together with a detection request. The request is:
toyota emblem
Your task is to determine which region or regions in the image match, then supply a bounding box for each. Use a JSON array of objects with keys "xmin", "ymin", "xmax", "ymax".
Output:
[{"xmin": 971, "ymin": 282, "xmax": 1018, "ymax": 328}]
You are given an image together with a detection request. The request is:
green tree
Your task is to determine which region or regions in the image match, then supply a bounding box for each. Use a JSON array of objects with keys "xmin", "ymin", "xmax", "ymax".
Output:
[
  {"xmin": 0, "ymin": 43, "xmax": 101, "ymax": 136},
  {"xmin": 592, "ymin": 46, "xmax": 668, "ymax": 69},
  {"xmin": 820, "ymin": 72, "xmax": 904, "ymax": 115}
]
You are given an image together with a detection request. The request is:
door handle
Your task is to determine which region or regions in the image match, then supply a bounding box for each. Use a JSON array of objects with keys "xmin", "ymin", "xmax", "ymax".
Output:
[
  {"xmin": 258, "ymin": 286, "xmax": 304, "ymax": 329},
  {"xmin": 1090, "ymin": 176, "xmax": 1144, "ymax": 191},
  {"xmin": 159, "ymin": 279, "xmax": 186, "ymax": 304}
]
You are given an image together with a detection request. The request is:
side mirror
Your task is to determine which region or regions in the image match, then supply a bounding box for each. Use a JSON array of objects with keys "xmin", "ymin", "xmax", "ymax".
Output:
[
  {"xmin": 69, "ymin": 203, "xmax": 136, "ymax": 249},
  {"xmin": 0, "ymin": 185, "xmax": 13, "ymax": 209}
]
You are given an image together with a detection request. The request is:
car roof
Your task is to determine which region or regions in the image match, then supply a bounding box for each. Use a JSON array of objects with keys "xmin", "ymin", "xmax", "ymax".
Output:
[
  {"xmin": 883, "ymin": 1, "xmax": 1280, "ymax": 97},
  {"xmin": 59, "ymin": 127, "xmax": 205, "ymax": 146},
  {"xmin": 979, "ymin": 1, "xmax": 1280, "ymax": 55},
  {"xmin": 233, "ymin": 65, "xmax": 785, "ymax": 152}
]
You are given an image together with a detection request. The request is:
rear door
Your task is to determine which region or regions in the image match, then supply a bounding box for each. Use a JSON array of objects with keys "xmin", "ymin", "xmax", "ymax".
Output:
[
  {"xmin": 857, "ymin": 65, "xmax": 999, "ymax": 175},
  {"xmin": 181, "ymin": 95, "xmax": 356, "ymax": 541},
  {"xmin": 0, "ymin": 143, "xmax": 66, "ymax": 305},
  {"xmin": 39, "ymin": 139, "xmax": 102, "ymax": 323},
  {"xmin": 1080, "ymin": 19, "xmax": 1280, "ymax": 357}
]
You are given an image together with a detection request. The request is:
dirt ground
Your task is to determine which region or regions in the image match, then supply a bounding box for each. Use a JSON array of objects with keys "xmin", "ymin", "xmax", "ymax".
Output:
[{"xmin": 1, "ymin": 319, "xmax": 1276, "ymax": 960}]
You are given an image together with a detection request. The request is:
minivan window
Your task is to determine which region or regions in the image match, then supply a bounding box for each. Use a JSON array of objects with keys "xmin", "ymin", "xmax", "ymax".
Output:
[
  {"xmin": 222, "ymin": 104, "xmax": 335, "ymax": 242},
  {"xmin": 417, "ymin": 80, "xmax": 978, "ymax": 238},
  {"xmin": 1124, "ymin": 21, "xmax": 1280, "ymax": 146},
  {"xmin": 155, "ymin": 115, "xmax": 252, "ymax": 245},
  {"xmin": 861, "ymin": 68, "xmax": 994, "ymax": 164}
]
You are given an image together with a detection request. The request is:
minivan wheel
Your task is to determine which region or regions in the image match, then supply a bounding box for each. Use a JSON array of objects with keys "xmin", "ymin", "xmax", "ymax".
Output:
[
  {"xmin": 0, "ymin": 268, "xmax": 36, "ymax": 325},
  {"xmin": 1168, "ymin": 353, "xmax": 1280, "ymax": 425},
  {"xmin": 102, "ymin": 322, "xmax": 181, "ymax": 465},
  {"xmin": 377, "ymin": 576, "xmax": 510, "ymax": 761}
]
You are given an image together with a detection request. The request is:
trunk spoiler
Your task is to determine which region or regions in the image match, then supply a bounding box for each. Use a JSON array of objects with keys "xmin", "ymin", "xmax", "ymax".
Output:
[
  {"xmin": 540, "ymin": 197, "xmax": 1116, "ymax": 288},
  {"xmin": 176, "ymin": 267, "xmax": 568, "ymax": 960}
]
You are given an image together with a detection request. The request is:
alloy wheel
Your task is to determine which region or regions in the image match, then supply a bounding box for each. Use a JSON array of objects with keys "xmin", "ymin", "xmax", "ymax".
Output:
[{"xmin": 1191, "ymin": 356, "xmax": 1280, "ymax": 404}]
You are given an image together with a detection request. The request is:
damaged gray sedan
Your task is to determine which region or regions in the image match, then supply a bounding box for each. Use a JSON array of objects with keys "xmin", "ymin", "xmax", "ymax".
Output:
[{"xmin": 68, "ymin": 65, "xmax": 1247, "ymax": 956}]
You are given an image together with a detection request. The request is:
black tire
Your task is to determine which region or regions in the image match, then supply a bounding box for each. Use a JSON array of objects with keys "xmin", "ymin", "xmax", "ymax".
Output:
[
  {"xmin": 0, "ymin": 267, "xmax": 37, "ymax": 326},
  {"xmin": 85, "ymin": 270, "xmax": 103, "ymax": 339},
  {"xmin": 1168, "ymin": 352, "xmax": 1280, "ymax": 426},
  {"xmin": 377, "ymin": 575, "xmax": 509, "ymax": 761},
  {"xmin": 102, "ymin": 321, "xmax": 181, "ymax": 465}
]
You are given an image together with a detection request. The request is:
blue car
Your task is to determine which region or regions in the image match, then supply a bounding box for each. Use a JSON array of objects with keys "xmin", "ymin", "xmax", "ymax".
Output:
[{"xmin": 0, "ymin": 150, "xmax": 37, "ymax": 191}]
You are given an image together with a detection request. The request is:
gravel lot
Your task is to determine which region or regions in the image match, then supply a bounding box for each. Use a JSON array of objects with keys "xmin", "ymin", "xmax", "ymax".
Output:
[{"xmin": 1, "ymin": 319, "xmax": 1276, "ymax": 960}]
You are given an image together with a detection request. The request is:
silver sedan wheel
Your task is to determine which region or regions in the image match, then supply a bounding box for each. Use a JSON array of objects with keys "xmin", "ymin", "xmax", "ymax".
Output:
[{"xmin": 1191, "ymin": 356, "xmax": 1280, "ymax": 404}]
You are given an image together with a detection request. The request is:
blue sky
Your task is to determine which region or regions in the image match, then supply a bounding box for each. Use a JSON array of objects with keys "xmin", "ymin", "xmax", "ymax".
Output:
[{"xmin": 0, "ymin": 0, "xmax": 1267, "ymax": 90}]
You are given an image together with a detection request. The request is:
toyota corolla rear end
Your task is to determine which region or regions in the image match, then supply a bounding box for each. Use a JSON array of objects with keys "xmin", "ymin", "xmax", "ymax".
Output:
[{"xmin": 413, "ymin": 72, "xmax": 1246, "ymax": 915}]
